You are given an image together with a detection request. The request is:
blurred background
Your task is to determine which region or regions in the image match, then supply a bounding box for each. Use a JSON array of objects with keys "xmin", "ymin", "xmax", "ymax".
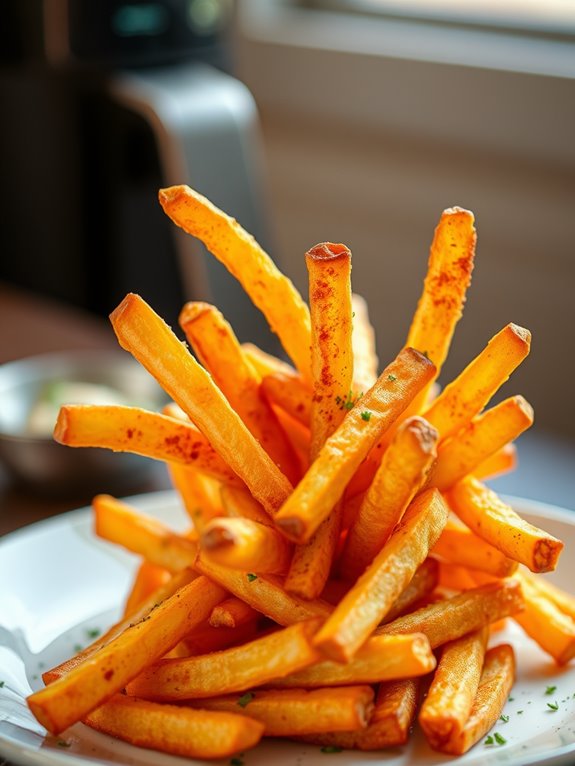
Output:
[{"xmin": 0, "ymin": 0, "xmax": 574, "ymax": 518}]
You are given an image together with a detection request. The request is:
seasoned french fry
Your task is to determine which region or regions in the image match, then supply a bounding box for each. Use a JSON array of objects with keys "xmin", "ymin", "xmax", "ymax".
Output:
[
  {"xmin": 351, "ymin": 293, "xmax": 379, "ymax": 394},
  {"xmin": 54, "ymin": 405, "xmax": 241, "ymax": 485},
  {"xmin": 261, "ymin": 372, "xmax": 312, "ymax": 427},
  {"xmin": 383, "ymin": 558, "xmax": 440, "ymax": 623},
  {"xmin": 512, "ymin": 570, "xmax": 575, "ymax": 664},
  {"xmin": 431, "ymin": 517, "xmax": 518, "ymax": 577},
  {"xmin": 430, "ymin": 395, "xmax": 533, "ymax": 491},
  {"xmin": 209, "ymin": 597, "xmax": 259, "ymax": 629},
  {"xmin": 241, "ymin": 342, "xmax": 299, "ymax": 378},
  {"xmin": 188, "ymin": 686, "xmax": 374, "ymax": 736},
  {"xmin": 84, "ymin": 695, "xmax": 264, "ymax": 760},
  {"xmin": 93, "ymin": 494, "xmax": 198, "ymax": 573},
  {"xmin": 297, "ymin": 678, "xmax": 420, "ymax": 750},
  {"xmin": 422, "ymin": 323, "xmax": 531, "ymax": 441},
  {"xmin": 270, "ymin": 633, "xmax": 435, "ymax": 687},
  {"xmin": 275, "ymin": 348, "xmax": 436, "ymax": 544},
  {"xmin": 158, "ymin": 185, "xmax": 312, "ymax": 380},
  {"xmin": 126, "ymin": 619, "xmax": 322, "ymax": 700},
  {"xmin": 339, "ymin": 417, "xmax": 438, "ymax": 581},
  {"xmin": 448, "ymin": 477, "xmax": 564, "ymax": 572},
  {"xmin": 437, "ymin": 561, "xmax": 483, "ymax": 591},
  {"xmin": 28, "ymin": 576, "xmax": 226, "ymax": 734},
  {"xmin": 520, "ymin": 569, "xmax": 575, "ymax": 622},
  {"xmin": 110, "ymin": 294, "xmax": 293, "ymax": 515},
  {"xmin": 200, "ymin": 517, "xmax": 292, "ymax": 574},
  {"xmin": 180, "ymin": 302, "xmax": 300, "ymax": 484},
  {"xmin": 168, "ymin": 462, "xmax": 224, "ymax": 532},
  {"xmin": 123, "ymin": 561, "xmax": 172, "ymax": 618},
  {"xmin": 378, "ymin": 578, "xmax": 524, "ymax": 648},
  {"xmin": 473, "ymin": 442, "xmax": 517, "ymax": 480},
  {"xmin": 194, "ymin": 552, "xmax": 332, "ymax": 625},
  {"xmin": 419, "ymin": 627, "xmax": 489, "ymax": 748},
  {"xmin": 220, "ymin": 485, "xmax": 273, "ymax": 527},
  {"xmin": 314, "ymin": 489, "xmax": 448, "ymax": 661},
  {"xmin": 438, "ymin": 644, "xmax": 515, "ymax": 755},
  {"xmin": 181, "ymin": 619, "xmax": 260, "ymax": 657}
]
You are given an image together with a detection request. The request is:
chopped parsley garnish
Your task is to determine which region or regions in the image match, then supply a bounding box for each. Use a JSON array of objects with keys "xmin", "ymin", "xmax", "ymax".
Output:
[
  {"xmin": 387, "ymin": 374, "xmax": 397, "ymax": 382},
  {"xmin": 547, "ymin": 701, "xmax": 559, "ymax": 711},
  {"xmin": 484, "ymin": 736, "xmax": 494, "ymax": 745},
  {"xmin": 320, "ymin": 746, "xmax": 343, "ymax": 753},
  {"xmin": 500, "ymin": 714, "xmax": 509, "ymax": 723},
  {"xmin": 545, "ymin": 685, "xmax": 557, "ymax": 695},
  {"xmin": 494, "ymin": 733, "xmax": 507, "ymax": 745},
  {"xmin": 360, "ymin": 410, "xmax": 371, "ymax": 421},
  {"xmin": 335, "ymin": 391, "xmax": 362, "ymax": 411},
  {"xmin": 73, "ymin": 644, "xmax": 83, "ymax": 653},
  {"xmin": 517, "ymin": 710, "xmax": 524, "ymax": 714},
  {"xmin": 0, "ymin": 681, "xmax": 4, "ymax": 688},
  {"xmin": 86, "ymin": 627, "xmax": 101, "ymax": 639},
  {"xmin": 246, "ymin": 573, "xmax": 258, "ymax": 582},
  {"xmin": 237, "ymin": 692, "xmax": 254, "ymax": 708}
]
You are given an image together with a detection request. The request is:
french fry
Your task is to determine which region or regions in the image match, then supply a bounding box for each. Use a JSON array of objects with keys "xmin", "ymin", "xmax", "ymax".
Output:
[
  {"xmin": 194, "ymin": 552, "xmax": 333, "ymax": 625},
  {"xmin": 431, "ymin": 517, "xmax": 518, "ymax": 577},
  {"xmin": 448, "ymin": 477, "xmax": 564, "ymax": 572},
  {"xmin": 261, "ymin": 372, "xmax": 312, "ymax": 428},
  {"xmin": 110, "ymin": 294, "xmax": 293, "ymax": 515},
  {"xmin": 269, "ymin": 633, "xmax": 435, "ymax": 687},
  {"xmin": 419, "ymin": 627, "xmax": 489, "ymax": 748},
  {"xmin": 378, "ymin": 578, "xmax": 524, "ymax": 648},
  {"xmin": 520, "ymin": 569, "xmax": 575, "ymax": 622},
  {"xmin": 314, "ymin": 489, "xmax": 448, "ymax": 661},
  {"xmin": 351, "ymin": 293, "xmax": 379, "ymax": 394},
  {"xmin": 93, "ymin": 494, "xmax": 198, "ymax": 573},
  {"xmin": 220, "ymin": 485, "xmax": 273, "ymax": 527},
  {"xmin": 179, "ymin": 302, "xmax": 300, "ymax": 484},
  {"xmin": 339, "ymin": 417, "xmax": 438, "ymax": 581},
  {"xmin": 241, "ymin": 342, "xmax": 298, "ymax": 379},
  {"xmin": 422, "ymin": 323, "xmax": 531, "ymax": 441},
  {"xmin": 181, "ymin": 619, "xmax": 260, "ymax": 657},
  {"xmin": 84, "ymin": 695, "xmax": 264, "ymax": 760},
  {"xmin": 297, "ymin": 678, "xmax": 420, "ymax": 750},
  {"xmin": 123, "ymin": 561, "xmax": 172, "ymax": 617},
  {"xmin": 126, "ymin": 619, "xmax": 322, "ymax": 700},
  {"xmin": 54, "ymin": 404, "xmax": 241, "ymax": 485},
  {"xmin": 430, "ymin": 395, "xmax": 533, "ymax": 491},
  {"xmin": 209, "ymin": 597, "xmax": 259, "ymax": 629},
  {"xmin": 28, "ymin": 576, "xmax": 226, "ymax": 734},
  {"xmin": 200, "ymin": 517, "xmax": 292, "ymax": 574},
  {"xmin": 437, "ymin": 561, "xmax": 483, "ymax": 591},
  {"xmin": 383, "ymin": 558, "xmax": 440, "ymax": 623},
  {"xmin": 512, "ymin": 570, "xmax": 575, "ymax": 664},
  {"xmin": 168, "ymin": 462, "xmax": 224, "ymax": 532},
  {"xmin": 438, "ymin": 644, "xmax": 515, "ymax": 755},
  {"xmin": 285, "ymin": 242, "xmax": 354, "ymax": 599},
  {"xmin": 158, "ymin": 185, "xmax": 312, "ymax": 380},
  {"xmin": 275, "ymin": 348, "xmax": 436, "ymax": 544},
  {"xmin": 473, "ymin": 442, "xmax": 517, "ymax": 480},
  {"xmin": 188, "ymin": 686, "xmax": 375, "ymax": 737}
]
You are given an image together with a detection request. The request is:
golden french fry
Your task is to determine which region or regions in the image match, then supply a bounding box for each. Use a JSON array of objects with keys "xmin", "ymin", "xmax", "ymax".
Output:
[
  {"xmin": 123, "ymin": 561, "xmax": 171, "ymax": 618},
  {"xmin": 297, "ymin": 678, "xmax": 420, "ymax": 750},
  {"xmin": 110, "ymin": 294, "xmax": 293, "ymax": 515},
  {"xmin": 275, "ymin": 348, "xmax": 436, "ymax": 544},
  {"xmin": 431, "ymin": 517, "xmax": 518, "ymax": 577},
  {"xmin": 93, "ymin": 494, "xmax": 198, "ymax": 573},
  {"xmin": 180, "ymin": 302, "xmax": 300, "ymax": 484},
  {"xmin": 473, "ymin": 443, "xmax": 517, "ymax": 480},
  {"xmin": 520, "ymin": 570, "xmax": 575, "ymax": 622},
  {"xmin": 84, "ymin": 695, "xmax": 264, "ymax": 760},
  {"xmin": 419, "ymin": 627, "xmax": 489, "ymax": 748},
  {"xmin": 126, "ymin": 619, "xmax": 322, "ymax": 700},
  {"xmin": 438, "ymin": 644, "xmax": 515, "ymax": 755},
  {"xmin": 261, "ymin": 372, "xmax": 312, "ymax": 428},
  {"xmin": 220, "ymin": 485, "xmax": 273, "ymax": 527},
  {"xmin": 351, "ymin": 293, "xmax": 379, "ymax": 394},
  {"xmin": 383, "ymin": 558, "xmax": 440, "ymax": 623},
  {"xmin": 241, "ymin": 342, "xmax": 298, "ymax": 378},
  {"xmin": 209, "ymin": 597, "xmax": 259, "ymax": 629},
  {"xmin": 270, "ymin": 633, "xmax": 435, "ymax": 687},
  {"xmin": 54, "ymin": 404, "xmax": 241, "ymax": 485},
  {"xmin": 448, "ymin": 477, "xmax": 564, "ymax": 572},
  {"xmin": 158, "ymin": 185, "xmax": 312, "ymax": 380},
  {"xmin": 188, "ymin": 686, "xmax": 374, "ymax": 737},
  {"xmin": 339, "ymin": 417, "xmax": 438, "ymax": 581},
  {"xmin": 437, "ymin": 561, "xmax": 483, "ymax": 591},
  {"xmin": 422, "ymin": 323, "xmax": 531, "ymax": 441},
  {"xmin": 378, "ymin": 578, "xmax": 524, "ymax": 648},
  {"xmin": 181, "ymin": 619, "xmax": 260, "ymax": 657},
  {"xmin": 200, "ymin": 517, "xmax": 292, "ymax": 574},
  {"xmin": 168, "ymin": 462, "xmax": 224, "ymax": 532},
  {"xmin": 430, "ymin": 395, "xmax": 533, "ymax": 491},
  {"xmin": 28, "ymin": 576, "xmax": 226, "ymax": 734},
  {"xmin": 314, "ymin": 489, "xmax": 448, "ymax": 662}
]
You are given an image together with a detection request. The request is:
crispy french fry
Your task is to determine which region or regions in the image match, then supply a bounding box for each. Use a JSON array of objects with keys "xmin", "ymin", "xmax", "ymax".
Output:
[
  {"xmin": 181, "ymin": 619, "xmax": 260, "ymax": 656},
  {"xmin": 314, "ymin": 489, "xmax": 448, "ymax": 662},
  {"xmin": 473, "ymin": 442, "xmax": 517, "ymax": 480},
  {"xmin": 448, "ymin": 477, "xmax": 564, "ymax": 572},
  {"xmin": 378, "ymin": 578, "xmax": 524, "ymax": 648},
  {"xmin": 437, "ymin": 561, "xmax": 483, "ymax": 591},
  {"xmin": 438, "ymin": 644, "xmax": 515, "ymax": 755},
  {"xmin": 422, "ymin": 323, "xmax": 531, "ymax": 441},
  {"xmin": 520, "ymin": 570, "xmax": 575, "ymax": 622},
  {"xmin": 220, "ymin": 485, "xmax": 273, "ymax": 527},
  {"xmin": 84, "ymin": 695, "xmax": 264, "ymax": 760},
  {"xmin": 261, "ymin": 372, "xmax": 312, "ymax": 428},
  {"xmin": 28, "ymin": 576, "xmax": 226, "ymax": 734},
  {"xmin": 194, "ymin": 552, "xmax": 332, "ymax": 625},
  {"xmin": 209, "ymin": 597, "xmax": 259, "ymax": 629},
  {"xmin": 127, "ymin": 619, "xmax": 322, "ymax": 700},
  {"xmin": 110, "ymin": 294, "xmax": 293, "ymax": 515},
  {"xmin": 180, "ymin": 302, "xmax": 300, "ymax": 484},
  {"xmin": 270, "ymin": 633, "xmax": 435, "ymax": 687},
  {"xmin": 54, "ymin": 404, "xmax": 241, "ymax": 485},
  {"xmin": 339, "ymin": 417, "xmax": 438, "ymax": 581},
  {"xmin": 383, "ymin": 558, "xmax": 440, "ymax": 623},
  {"xmin": 123, "ymin": 561, "xmax": 172, "ymax": 618},
  {"xmin": 200, "ymin": 517, "xmax": 292, "ymax": 574},
  {"xmin": 168, "ymin": 462, "xmax": 224, "ymax": 532},
  {"xmin": 431, "ymin": 517, "xmax": 518, "ymax": 577},
  {"xmin": 241, "ymin": 342, "xmax": 298, "ymax": 378},
  {"xmin": 351, "ymin": 293, "xmax": 379, "ymax": 394},
  {"xmin": 430, "ymin": 395, "xmax": 533, "ymax": 491},
  {"xmin": 275, "ymin": 348, "xmax": 436, "ymax": 544},
  {"xmin": 188, "ymin": 686, "xmax": 374, "ymax": 737},
  {"xmin": 297, "ymin": 678, "xmax": 420, "ymax": 750},
  {"xmin": 93, "ymin": 494, "xmax": 198, "ymax": 573},
  {"xmin": 419, "ymin": 627, "xmax": 489, "ymax": 748},
  {"xmin": 513, "ymin": 570, "xmax": 575, "ymax": 664},
  {"xmin": 159, "ymin": 185, "xmax": 312, "ymax": 380}
]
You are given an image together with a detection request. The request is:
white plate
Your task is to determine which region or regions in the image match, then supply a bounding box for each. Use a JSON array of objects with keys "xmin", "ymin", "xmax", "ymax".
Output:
[{"xmin": 2, "ymin": 492, "xmax": 575, "ymax": 766}]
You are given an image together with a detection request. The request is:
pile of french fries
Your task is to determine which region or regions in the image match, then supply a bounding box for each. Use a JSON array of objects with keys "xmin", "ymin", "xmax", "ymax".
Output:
[{"xmin": 27, "ymin": 186, "xmax": 575, "ymax": 761}]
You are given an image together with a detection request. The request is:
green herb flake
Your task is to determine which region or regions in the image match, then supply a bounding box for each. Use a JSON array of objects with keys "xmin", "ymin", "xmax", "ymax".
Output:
[
  {"xmin": 237, "ymin": 692, "xmax": 254, "ymax": 708},
  {"xmin": 547, "ymin": 701, "xmax": 559, "ymax": 711},
  {"xmin": 86, "ymin": 627, "xmax": 101, "ymax": 639},
  {"xmin": 73, "ymin": 644, "xmax": 83, "ymax": 653},
  {"xmin": 0, "ymin": 681, "xmax": 4, "ymax": 688},
  {"xmin": 500, "ymin": 714, "xmax": 509, "ymax": 723},
  {"xmin": 246, "ymin": 573, "xmax": 258, "ymax": 583},
  {"xmin": 320, "ymin": 746, "xmax": 343, "ymax": 753},
  {"xmin": 387, "ymin": 374, "xmax": 397, "ymax": 382},
  {"xmin": 508, "ymin": 696, "xmax": 514, "ymax": 701},
  {"xmin": 360, "ymin": 410, "xmax": 371, "ymax": 421},
  {"xmin": 352, "ymin": 311, "xmax": 356, "ymax": 318},
  {"xmin": 494, "ymin": 733, "xmax": 507, "ymax": 745},
  {"xmin": 517, "ymin": 710, "xmax": 524, "ymax": 714},
  {"xmin": 484, "ymin": 735, "xmax": 494, "ymax": 745},
  {"xmin": 545, "ymin": 685, "xmax": 557, "ymax": 696},
  {"xmin": 57, "ymin": 740, "xmax": 71, "ymax": 748}
]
